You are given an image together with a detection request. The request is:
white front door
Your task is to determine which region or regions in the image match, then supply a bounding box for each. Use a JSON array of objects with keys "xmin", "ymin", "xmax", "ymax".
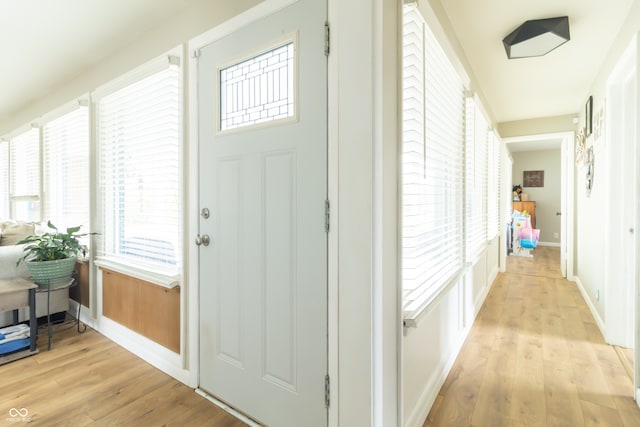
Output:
[
  {"xmin": 197, "ymin": 0, "xmax": 328, "ymax": 425},
  {"xmin": 605, "ymin": 41, "xmax": 636, "ymax": 349},
  {"xmin": 622, "ymin": 68, "xmax": 637, "ymax": 349}
]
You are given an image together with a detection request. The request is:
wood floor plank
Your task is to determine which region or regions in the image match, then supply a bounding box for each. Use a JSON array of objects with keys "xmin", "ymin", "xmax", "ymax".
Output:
[
  {"xmin": 426, "ymin": 246, "xmax": 640, "ymax": 427},
  {"xmin": 580, "ymin": 399, "xmax": 625, "ymax": 427},
  {"xmin": 543, "ymin": 359, "xmax": 585, "ymax": 426},
  {"xmin": 509, "ymin": 332, "xmax": 545, "ymax": 426},
  {"xmin": 0, "ymin": 325, "xmax": 248, "ymax": 426}
]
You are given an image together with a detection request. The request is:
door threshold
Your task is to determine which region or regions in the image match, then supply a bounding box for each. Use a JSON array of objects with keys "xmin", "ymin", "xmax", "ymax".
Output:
[{"xmin": 195, "ymin": 388, "xmax": 264, "ymax": 427}]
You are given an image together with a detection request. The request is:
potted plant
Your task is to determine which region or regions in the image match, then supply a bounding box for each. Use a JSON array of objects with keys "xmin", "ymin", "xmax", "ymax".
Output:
[{"xmin": 16, "ymin": 221, "xmax": 94, "ymax": 287}]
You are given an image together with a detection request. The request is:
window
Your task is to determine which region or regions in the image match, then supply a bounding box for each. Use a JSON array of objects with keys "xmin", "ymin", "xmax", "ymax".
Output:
[
  {"xmin": 97, "ymin": 59, "xmax": 182, "ymax": 275},
  {"xmin": 402, "ymin": 5, "xmax": 465, "ymax": 317},
  {"xmin": 9, "ymin": 128, "xmax": 40, "ymax": 221},
  {"xmin": 465, "ymin": 99, "xmax": 488, "ymax": 261},
  {"xmin": 42, "ymin": 106, "xmax": 90, "ymax": 232},
  {"xmin": 0, "ymin": 141, "xmax": 8, "ymax": 219},
  {"xmin": 219, "ymin": 41, "xmax": 295, "ymax": 132}
]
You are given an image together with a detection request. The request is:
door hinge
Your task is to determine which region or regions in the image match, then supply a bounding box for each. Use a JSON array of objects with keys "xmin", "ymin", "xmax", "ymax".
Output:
[
  {"xmin": 324, "ymin": 22, "xmax": 330, "ymax": 56},
  {"xmin": 324, "ymin": 374, "xmax": 330, "ymax": 408},
  {"xmin": 192, "ymin": 49, "xmax": 201, "ymax": 59},
  {"xmin": 324, "ymin": 199, "xmax": 330, "ymax": 233}
]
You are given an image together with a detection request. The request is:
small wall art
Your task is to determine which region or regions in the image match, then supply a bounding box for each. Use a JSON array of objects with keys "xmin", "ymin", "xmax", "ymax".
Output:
[
  {"xmin": 523, "ymin": 170, "xmax": 544, "ymax": 187},
  {"xmin": 585, "ymin": 95, "xmax": 593, "ymax": 136}
]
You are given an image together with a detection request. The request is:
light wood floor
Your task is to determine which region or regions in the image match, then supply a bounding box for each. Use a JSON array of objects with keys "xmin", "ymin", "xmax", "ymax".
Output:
[
  {"xmin": 425, "ymin": 246, "xmax": 640, "ymax": 427},
  {"xmin": 0, "ymin": 325, "xmax": 247, "ymax": 426}
]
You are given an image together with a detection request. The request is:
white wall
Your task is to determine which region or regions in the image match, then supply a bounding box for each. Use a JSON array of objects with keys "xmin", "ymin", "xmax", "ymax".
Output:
[
  {"xmin": 512, "ymin": 150, "xmax": 561, "ymax": 245},
  {"xmin": 572, "ymin": 2, "xmax": 640, "ymax": 329},
  {"xmin": 574, "ymin": 143, "xmax": 607, "ymax": 321}
]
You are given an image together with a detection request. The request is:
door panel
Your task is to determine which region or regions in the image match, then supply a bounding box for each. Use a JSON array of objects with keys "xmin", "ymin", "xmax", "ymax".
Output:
[{"xmin": 198, "ymin": 0, "xmax": 327, "ymax": 425}]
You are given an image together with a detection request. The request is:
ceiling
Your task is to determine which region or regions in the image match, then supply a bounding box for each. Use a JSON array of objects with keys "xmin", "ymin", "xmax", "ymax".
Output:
[
  {"xmin": 439, "ymin": 0, "xmax": 635, "ymax": 123},
  {"xmin": 0, "ymin": 0, "xmax": 198, "ymax": 123},
  {"xmin": 505, "ymin": 137, "xmax": 562, "ymax": 153},
  {"xmin": 0, "ymin": 0, "xmax": 635, "ymax": 129}
]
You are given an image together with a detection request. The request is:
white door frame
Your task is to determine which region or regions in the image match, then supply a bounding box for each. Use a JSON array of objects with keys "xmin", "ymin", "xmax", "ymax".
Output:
[
  {"xmin": 503, "ymin": 132, "xmax": 575, "ymax": 280},
  {"xmin": 636, "ymin": 32, "xmax": 640, "ymax": 408},
  {"xmin": 187, "ymin": 0, "xmax": 400, "ymax": 425},
  {"xmin": 499, "ymin": 146, "xmax": 513, "ymax": 273},
  {"xmin": 605, "ymin": 34, "xmax": 639, "ymax": 401}
]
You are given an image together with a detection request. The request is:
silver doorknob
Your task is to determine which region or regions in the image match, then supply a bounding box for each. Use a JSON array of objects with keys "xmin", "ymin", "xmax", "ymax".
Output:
[
  {"xmin": 630, "ymin": 228, "xmax": 635, "ymax": 234},
  {"xmin": 195, "ymin": 234, "xmax": 211, "ymax": 246}
]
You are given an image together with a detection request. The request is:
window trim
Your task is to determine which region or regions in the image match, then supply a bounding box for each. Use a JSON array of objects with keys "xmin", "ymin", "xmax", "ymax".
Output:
[{"xmin": 94, "ymin": 48, "xmax": 184, "ymax": 283}]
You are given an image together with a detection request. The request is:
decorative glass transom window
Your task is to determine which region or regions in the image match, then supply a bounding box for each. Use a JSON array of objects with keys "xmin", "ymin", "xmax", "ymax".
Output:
[{"xmin": 219, "ymin": 41, "xmax": 295, "ymax": 132}]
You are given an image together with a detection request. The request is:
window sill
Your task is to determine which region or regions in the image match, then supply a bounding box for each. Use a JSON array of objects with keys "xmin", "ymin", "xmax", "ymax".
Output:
[
  {"xmin": 95, "ymin": 257, "xmax": 180, "ymax": 289},
  {"xmin": 403, "ymin": 265, "xmax": 469, "ymax": 330}
]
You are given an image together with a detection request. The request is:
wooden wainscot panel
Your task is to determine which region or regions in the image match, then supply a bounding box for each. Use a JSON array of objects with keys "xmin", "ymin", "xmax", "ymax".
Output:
[
  {"xmin": 101, "ymin": 268, "xmax": 180, "ymax": 353},
  {"xmin": 69, "ymin": 260, "xmax": 90, "ymax": 307}
]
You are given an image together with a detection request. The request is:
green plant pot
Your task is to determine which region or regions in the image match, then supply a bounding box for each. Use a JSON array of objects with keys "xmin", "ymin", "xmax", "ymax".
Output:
[{"xmin": 27, "ymin": 257, "xmax": 77, "ymax": 288}]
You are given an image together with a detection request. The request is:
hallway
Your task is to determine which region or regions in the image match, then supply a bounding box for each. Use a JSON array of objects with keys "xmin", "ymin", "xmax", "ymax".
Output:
[{"xmin": 425, "ymin": 246, "xmax": 640, "ymax": 426}]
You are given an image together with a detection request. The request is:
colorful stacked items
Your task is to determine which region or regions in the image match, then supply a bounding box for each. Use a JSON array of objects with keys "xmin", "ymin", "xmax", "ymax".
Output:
[
  {"xmin": 519, "ymin": 226, "xmax": 540, "ymax": 249},
  {"xmin": 511, "ymin": 210, "xmax": 540, "ymax": 257}
]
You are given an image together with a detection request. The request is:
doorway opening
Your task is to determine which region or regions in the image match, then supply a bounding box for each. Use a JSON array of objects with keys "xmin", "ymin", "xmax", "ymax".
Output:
[{"xmin": 503, "ymin": 132, "xmax": 575, "ymax": 279}]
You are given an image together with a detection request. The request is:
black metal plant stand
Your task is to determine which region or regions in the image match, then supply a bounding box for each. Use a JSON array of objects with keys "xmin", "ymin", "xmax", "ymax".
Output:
[{"xmin": 35, "ymin": 273, "xmax": 86, "ymax": 350}]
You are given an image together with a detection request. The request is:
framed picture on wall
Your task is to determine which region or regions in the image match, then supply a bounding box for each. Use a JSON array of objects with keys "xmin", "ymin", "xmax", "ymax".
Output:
[
  {"xmin": 585, "ymin": 95, "xmax": 593, "ymax": 136},
  {"xmin": 523, "ymin": 170, "xmax": 544, "ymax": 187}
]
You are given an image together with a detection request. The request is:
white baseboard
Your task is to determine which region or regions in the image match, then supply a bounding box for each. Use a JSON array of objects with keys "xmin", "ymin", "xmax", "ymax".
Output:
[
  {"xmin": 99, "ymin": 316, "xmax": 195, "ymax": 386},
  {"xmin": 67, "ymin": 300, "xmax": 196, "ymax": 388},
  {"xmin": 574, "ymin": 276, "xmax": 606, "ymax": 339},
  {"xmin": 537, "ymin": 241, "xmax": 560, "ymax": 247}
]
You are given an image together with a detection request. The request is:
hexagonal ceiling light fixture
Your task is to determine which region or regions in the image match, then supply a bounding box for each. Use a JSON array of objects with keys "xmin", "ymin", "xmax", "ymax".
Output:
[{"xmin": 503, "ymin": 16, "xmax": 570, "ymax": 59}]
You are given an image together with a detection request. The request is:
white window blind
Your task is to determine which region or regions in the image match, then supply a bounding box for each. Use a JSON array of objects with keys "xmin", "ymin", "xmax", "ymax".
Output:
[
  {"xmin": 464, "ymin": 97, "xmax": 478, "ymax": 259},
  {"xmin": 476, "ymin": 107, "xmax": 489, "ymax": 246},
  {"xmin": 43, "ymin": 106, "xmax": 90, "ymax": 232},
  {"xmin": 465, "ymin": 99, "xmax": 488, "ymax": 261},
  {"xmin": 487, "ymin": 131, "xmax": 501, "ymax": 240},
  {"xmin": 9, "ymin": 128, "xmax": 40, "ymax": 221},
  {"xmin": 402, "ymin": 5, "xmax": 465, "ymax": 317},
  {"xmin": 97, "ymin": 64, "xmax": 182, "ymax": 275},
  {"xmin": 0, "ymin": 141, "xmax": 9, "ymax": 219}
]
